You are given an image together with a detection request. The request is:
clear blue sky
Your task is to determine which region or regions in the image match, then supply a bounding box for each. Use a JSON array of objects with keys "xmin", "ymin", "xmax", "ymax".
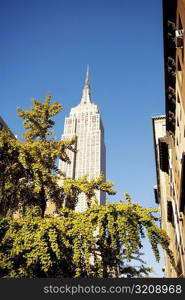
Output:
[{"xmin": 0, "ymin": 0, "xmax": 165, "ymax": 276}]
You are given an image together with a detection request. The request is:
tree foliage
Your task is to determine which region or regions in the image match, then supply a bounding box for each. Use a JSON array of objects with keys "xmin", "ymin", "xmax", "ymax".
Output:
[
  {"xmin": 0, "ymin": 94, "xmax": 175, "ymax": 277},
  {"xmin": 0, "ymin": 196, "xmax": 174, "ymax": 278},
  {"xmin": 0, "ymin": 94, "xmax": 115, "ymax": 216}
]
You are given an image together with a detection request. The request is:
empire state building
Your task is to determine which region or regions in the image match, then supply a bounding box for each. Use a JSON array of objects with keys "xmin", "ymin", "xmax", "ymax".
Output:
[{"xmin": 59, "ymin": 67, "xmax": 106, "ymax": 211}]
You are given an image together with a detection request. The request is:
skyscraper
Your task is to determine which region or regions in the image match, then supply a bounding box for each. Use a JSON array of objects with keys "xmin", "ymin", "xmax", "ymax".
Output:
[{"xmin": 59, "ymin": 67, "xmax": 106, "ymax": 211}]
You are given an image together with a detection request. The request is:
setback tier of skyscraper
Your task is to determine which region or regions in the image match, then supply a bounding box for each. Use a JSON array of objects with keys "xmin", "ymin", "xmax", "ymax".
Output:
[{"xmin": 59, "ymin": 67, "xmax": 106, "ymax": 212}]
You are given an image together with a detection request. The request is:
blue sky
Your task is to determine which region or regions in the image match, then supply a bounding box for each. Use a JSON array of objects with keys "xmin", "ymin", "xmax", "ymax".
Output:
[{"xmin": 1, "ymin": 0, "xmax": 165, "ymax": 276}]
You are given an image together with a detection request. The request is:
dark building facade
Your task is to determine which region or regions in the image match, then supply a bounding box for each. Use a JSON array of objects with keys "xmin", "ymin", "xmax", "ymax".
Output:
[{"xmin": 153, "ymin": 0, "xmax": 185, "ymax": 277}]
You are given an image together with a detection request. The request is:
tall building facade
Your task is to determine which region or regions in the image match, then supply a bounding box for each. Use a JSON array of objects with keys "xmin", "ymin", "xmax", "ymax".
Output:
[
  {"xmin": 59, "ymin": 67, "xmax": 106, "ymax": 212},
  {"xmin": 152, "ymin": 0, "xmax": 185, "ymax": 277},
  {"xmin": 152, "ymin": 115, "xmax": 180, "ymax": 277}
]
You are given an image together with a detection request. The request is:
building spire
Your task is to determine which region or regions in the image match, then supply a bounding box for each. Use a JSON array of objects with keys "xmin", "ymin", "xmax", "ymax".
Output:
[
  {"xmin": 85, "ymin": 64, "xmax": 89, "ymax": 84},
  {"xmin": 81, "ymin": 65, "xmax": 91, "ymax": 104}
]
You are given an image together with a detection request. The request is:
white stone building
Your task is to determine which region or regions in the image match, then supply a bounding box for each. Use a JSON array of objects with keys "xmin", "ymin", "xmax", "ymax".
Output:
[{"xmin": 59, "ymin": 67, "xmax": 106, "ymax": 211}]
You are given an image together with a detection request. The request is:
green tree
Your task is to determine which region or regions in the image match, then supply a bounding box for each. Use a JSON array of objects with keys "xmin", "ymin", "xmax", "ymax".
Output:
[
  {"xmin": 0, "ymin": 95, "xmax": 175, "ymax": 277},
  {"xmin": 0, "ymin": 196, "xmax": 174, "ymax": 278},
  {"xmin": 0, "ymin": 94, "xmax": 115, "ymax": 216}
]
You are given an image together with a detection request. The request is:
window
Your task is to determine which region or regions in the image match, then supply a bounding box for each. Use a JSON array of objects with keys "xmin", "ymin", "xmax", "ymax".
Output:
[
  {"xmin": 159, "ymin": 140, "xmax": 169, "ymax": 173},
  {"xmin": 180, "ymin": 154, "xmax": 185, "ymax": 213},
  {"xmin": 178, "ymin": 14, "xmax": 183, "ymax": 31},
  {"xmin": 176, "ymin": 15, "xmax": 184, "ymax": 53},
  {"xmin": 178, "ymin": 56, "xmax": 182, "ymax": 71},
  {"xmin": 167, "ymin": 200, "xmax": 174, "ymax": 226}
]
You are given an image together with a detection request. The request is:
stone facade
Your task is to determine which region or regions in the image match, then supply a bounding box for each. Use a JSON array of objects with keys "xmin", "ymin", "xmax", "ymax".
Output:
[
  {"xmin": 59, "ymin": 67, "xmax": 106, "ymax": 212},
  {"xmin": 152, "ymin": 116, "xmax": 180, "ymax": 277},
  {"xmin": 152, "ymin": 0, "xmax": 185, "ymax": 277}
]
